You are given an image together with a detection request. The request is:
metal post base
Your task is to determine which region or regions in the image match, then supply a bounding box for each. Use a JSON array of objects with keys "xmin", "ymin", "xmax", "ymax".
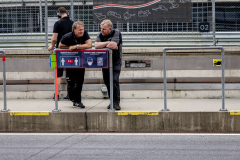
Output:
[
  {"xmin": 108, "ymin": 109, "xmax": 115, "ymax": 112},
  {"xmin": 1, "ymin": 109, "xmax": 10, "ymax": 112},
  {"xmin": 52, "ymin": 109, "xmax": 61, "ymax": 112},
  {"xmin": 219, "ymin": 108, "xmax": 228, "ymax": 111},
  {"xmin": 161, "ymin": 109, "xmax": 170, "ymax": 111}
]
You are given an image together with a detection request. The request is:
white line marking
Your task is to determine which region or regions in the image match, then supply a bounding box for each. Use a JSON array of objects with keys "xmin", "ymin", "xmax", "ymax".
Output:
[{"xmin": 0, "ymin": 133, "xmax": 240, "ymax": 136}]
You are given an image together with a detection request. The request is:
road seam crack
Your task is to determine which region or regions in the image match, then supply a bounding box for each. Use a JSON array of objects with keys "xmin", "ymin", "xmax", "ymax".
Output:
[
  {"xmin": 47, "ymin": 135, "xmax": 91, "ymax": 160},
  {"xmin": 25, "ymin": 135, "xmax": 74, "ymax": 160}
]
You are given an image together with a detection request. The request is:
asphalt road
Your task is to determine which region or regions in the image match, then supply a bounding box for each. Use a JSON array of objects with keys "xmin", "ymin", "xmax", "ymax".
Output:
[{"xmin": 0, "ymin": 133, "xmax": 239, "ymax": 160}]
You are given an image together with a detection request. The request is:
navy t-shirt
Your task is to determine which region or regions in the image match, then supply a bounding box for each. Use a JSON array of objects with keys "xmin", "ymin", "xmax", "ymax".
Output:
[
  {"xmin": 61, "ymin": 30, "xmax": 90, "ymax": 46},
  {"xmin": 53, "ymin": 17, "xmax": 74, "ymax": 48}
]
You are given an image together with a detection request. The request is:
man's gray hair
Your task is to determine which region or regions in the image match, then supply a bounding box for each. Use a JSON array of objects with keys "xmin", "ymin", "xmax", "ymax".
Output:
[
  {"xmin": 100, "ymin": 19, "xmax": 113, "ymax": 28},
  {"xmin": 72, "ymin": 21, "xmax": 84, "ymax": 31}
]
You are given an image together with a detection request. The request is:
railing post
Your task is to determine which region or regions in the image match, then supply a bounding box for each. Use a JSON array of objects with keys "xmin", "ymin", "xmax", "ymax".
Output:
[
  {"xmin": 1, "ymin": 49, "xmax": 9, "ymax": 112},
  {"xmin": 109, "ymin": 49, "xmax": 114, "ymax": 111},
  {"xmin": 45, "ymin": 0, "xmax": 48, "ymax": 49},
  {"xmin": 220, "ymin": 47, "xmax": 227, "ymax": 111},
  {"xmin": 212, "ymin": 0, "xmax": 216, "ymax": 46},
  {"xmin": 39, "ymin": 0, "xmax": 43, "ymax": 33},
  {"xmin": 52, "ymin": 49, "xmax": 61, "ymax": 112},
  {"xmin": 70, "ymin": 0, "xmax": 74, "ymax": 21},
  {"xmin": 162, "ymin": 48, "xmax": 169, "ymax": 111}
]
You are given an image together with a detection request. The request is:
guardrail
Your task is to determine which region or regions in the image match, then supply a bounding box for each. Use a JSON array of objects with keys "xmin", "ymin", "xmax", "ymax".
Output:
[
  {"xmin": 52, "ymin": 48, "xmax": 114, "ymax": 112},
  {"xmin": 162, "ymin": 46, "xmax": 227, "ymax": 112},
  {"xmin": 0, "ymin": 49, "xmax": 8, "ymax": 112},
  {"xmin": 0, "ymin": 47, "xmax": 231, "ymax": 112}
]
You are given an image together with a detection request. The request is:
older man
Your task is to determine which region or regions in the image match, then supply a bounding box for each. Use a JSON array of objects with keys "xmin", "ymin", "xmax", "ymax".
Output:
[
  {"xmin": 95, "ymin": 19, "xmax": 122, "ymax": 110},
  {"xmin": 59, "ymin": 21, "xmax": 92, "ymax": 108}
]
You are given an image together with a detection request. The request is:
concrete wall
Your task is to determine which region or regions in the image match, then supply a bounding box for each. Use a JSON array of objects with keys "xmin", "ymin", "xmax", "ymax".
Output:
[{"xmin": 0, "ymin": 112, "xmax": 239, "ymax": 133}]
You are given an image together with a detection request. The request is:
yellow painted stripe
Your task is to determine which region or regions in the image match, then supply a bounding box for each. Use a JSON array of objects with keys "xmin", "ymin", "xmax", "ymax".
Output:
[
  {"xmin": 116, "ymin": 111, "xmax": 160, "ymax": 115},
  {"xmin": 9, "ymin": 111, "xmax": 51, "ymax": 116},
  {"xmin": 228, "ymin": 111, "xmax": 240, "ymax": 115}
]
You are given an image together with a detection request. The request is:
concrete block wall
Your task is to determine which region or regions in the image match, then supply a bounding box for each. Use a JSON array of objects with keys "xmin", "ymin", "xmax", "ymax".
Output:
[{"xmin": 1, "ymin": 112, "xmax": 240, "ymax": 133}]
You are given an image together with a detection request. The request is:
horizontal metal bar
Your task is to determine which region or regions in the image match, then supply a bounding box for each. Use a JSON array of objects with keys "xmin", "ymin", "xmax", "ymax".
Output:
[
  {"xmin": 0, "ymin": 83, "xmax": 239, "ymax": 91},
  {"xmin": 53, "ymin": 48, "xmax": 111, "ymax": 54},
  {"xmin": 163, "ymin": 47, "xmax": 224, "ymax": 51},
  {"xmin": 1, "ymin": 77, "xmax": 240, "ymax": 85}
]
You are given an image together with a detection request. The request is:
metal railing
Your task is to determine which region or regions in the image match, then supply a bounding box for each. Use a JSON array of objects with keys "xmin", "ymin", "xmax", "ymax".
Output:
[
  {"xmin": 0, "ymin": 47, "xmax": 235, "ymax": 112},
  {"xmin": 0, "ymin": 48, "xmax": 114, "ymax": 112},
  {"xmin": 52, "ymin": 48, "xmax": 114, "ymax": 112},
  {"xmin": 0, "ymin": 49, "xmax": 8, "ymax": 112},
  {"xmin": 162, "ymin": 46, "xmax": 227, "ymax": 112}
]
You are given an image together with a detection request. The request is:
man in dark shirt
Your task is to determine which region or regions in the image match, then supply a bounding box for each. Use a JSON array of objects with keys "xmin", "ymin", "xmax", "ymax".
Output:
[
  {"xmin": 48, "ymin": 7, "xmax": 74, "ymax": 100},
  {"xmin": 95, "ymin": 19, "xmax": 122, "ymax": 110},
  {"xmin": 59, "ymin": 21, "xmax": 92, "ymax": 108}
]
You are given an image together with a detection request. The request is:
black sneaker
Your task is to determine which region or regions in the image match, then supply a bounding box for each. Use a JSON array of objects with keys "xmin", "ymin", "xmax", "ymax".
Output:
[
  {"xmin": 107, "ymin": 103, "xmax": 121, "ymax": 110},
  {"xmin": 53, "ymin": 94, "xmax": 59, "ymax": 101},
  {"xmin": 63, "ymin": 94, "xmax": 70, "ymax": 101},
  {"xmin": 113, "ymin": 103, "xmax": 121, "ymax": 110},
  {"xmin": 73, "ymin": 102, "xmax": 85, "ymax": 108}
]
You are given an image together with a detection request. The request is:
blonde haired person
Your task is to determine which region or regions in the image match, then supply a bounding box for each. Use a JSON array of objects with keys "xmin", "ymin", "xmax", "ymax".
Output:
[
  {"xmin": 59, "ymin": 21, "xmax": 92, "ymax": 108},
  {"xmin": 95, "ymin": 19, "xmax": 122, "ymax": 110}
]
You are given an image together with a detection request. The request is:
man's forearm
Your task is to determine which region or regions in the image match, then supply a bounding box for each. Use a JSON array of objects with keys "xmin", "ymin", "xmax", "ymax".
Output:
[
  {"xmin": 79, "ymin": 44, "xmax": 92, "ymax": 49},
  {"xmin": 51, "ymin": 39, "xmax": 57, "ymax": 47},
  {"xmin": 95, "ymin": 42, "xmax": 110, "ymax": 49},
  {"xmin": 59, "ymin": 46, "xmax": 70, "ymax": 49},
  {"xmin": 106, "ymin": 42, "xmax": 118, "ymax": 50},
  {"xmin": 59, "ymin": 43, "xmax": 70, "ymax": 49}
]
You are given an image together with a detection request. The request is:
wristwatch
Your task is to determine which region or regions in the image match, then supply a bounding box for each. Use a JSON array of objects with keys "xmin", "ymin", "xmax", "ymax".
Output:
[{"xmin": 77, "ymin": 44, "xmax": 79, "ymax": 49}]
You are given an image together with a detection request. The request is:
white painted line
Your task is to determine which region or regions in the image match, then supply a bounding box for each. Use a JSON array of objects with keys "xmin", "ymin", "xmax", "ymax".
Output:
[{"xmin": 0, "ymin": 133, "xmax": 240, "ymax": 136}]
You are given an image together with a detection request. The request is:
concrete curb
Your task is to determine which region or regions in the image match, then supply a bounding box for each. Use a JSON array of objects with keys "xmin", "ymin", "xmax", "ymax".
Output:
[{"xmin": 0, "ymin": 112, "xmax": 239, "ymax": 133}]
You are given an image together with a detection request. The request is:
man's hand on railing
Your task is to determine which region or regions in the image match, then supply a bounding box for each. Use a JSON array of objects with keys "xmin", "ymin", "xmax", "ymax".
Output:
[
  {"xmin": 106, "ymin": 42, "xmax": 118, "ymax": 50},
  {"xmin": 69, "ymin": 45, "xmax": 77, "ymax": 51},
  {"xmin": 48, "ymin": 45, "xmax": 54, "ymax": 51}
]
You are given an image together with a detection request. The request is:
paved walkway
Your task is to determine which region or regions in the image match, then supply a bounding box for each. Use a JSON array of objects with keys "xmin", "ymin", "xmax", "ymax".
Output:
[{"xmin": 1, "ymin": 99, "xmax": 240, "ymax": 112}]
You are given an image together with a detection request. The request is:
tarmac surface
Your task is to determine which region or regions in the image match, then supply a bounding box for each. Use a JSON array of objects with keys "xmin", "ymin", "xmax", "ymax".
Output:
[
  {"xmin": 1, "ymin": 98, "xmax": 240, "ymax": 112},
  {"xmin": 0, "ymin": 133, "xmax": 240, "ymax": 160}
]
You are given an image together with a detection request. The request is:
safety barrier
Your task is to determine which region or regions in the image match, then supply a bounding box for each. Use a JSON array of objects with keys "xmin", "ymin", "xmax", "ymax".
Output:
[
  {"xmin": 52, "ymin": 48, "xmax": 114, "ymax": 112},
  {"xmin": 0, "ymin": 49, "xmax": 8, "ymax": 112},
  {"xmin": 0, "ymin": 47, "xmax": 230, "ymax": 112},
  {"xmin": 162, "ymin": 46, "xmax": 227, "ymax": 112}
]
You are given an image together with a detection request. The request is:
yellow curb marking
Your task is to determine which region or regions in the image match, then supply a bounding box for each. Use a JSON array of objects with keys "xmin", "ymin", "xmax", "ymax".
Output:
[
  {"xmin": 228, "ymin": 111, "xmax": 240, "ymax": 115},
  {"xmin": 116, "ymin": 111, "xmax": 160, "ymax": 115},
  {"xmin": 228, "ymin": 111, "xmax": 240, "ymax": 116},
  {"xmin": 9, "ymin": 111, "xmax": 51, "ymax": 116}
]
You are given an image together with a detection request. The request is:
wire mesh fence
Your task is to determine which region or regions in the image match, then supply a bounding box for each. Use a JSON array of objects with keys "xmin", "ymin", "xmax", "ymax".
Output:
[
  {"xmin": 0, "ymin": 0, "xmax": 239, "ymax": 44},
  {"xmin": 215, "ymin": 1, "xmax": 240, "ymax": 32}
]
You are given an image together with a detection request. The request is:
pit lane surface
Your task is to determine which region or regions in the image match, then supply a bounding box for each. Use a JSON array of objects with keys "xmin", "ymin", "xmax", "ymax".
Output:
[{"xmin": 0, "ymin": 133, "xmax": 239, "ymax": 160}]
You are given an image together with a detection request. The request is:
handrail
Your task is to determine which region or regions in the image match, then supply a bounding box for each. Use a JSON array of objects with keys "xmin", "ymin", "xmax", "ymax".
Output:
[{"xmin": 162, "ymin": 46, "xmax": 227, "ymax": 111}]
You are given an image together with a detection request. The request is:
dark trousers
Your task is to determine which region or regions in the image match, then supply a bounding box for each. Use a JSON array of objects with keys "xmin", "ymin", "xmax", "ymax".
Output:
[
  {"xmin": 102, "ymin": 67, "xmax": 121, "ymax": 104},
  {"xmin": 66, "ymin": 68, "xmax": 85, "ymax": 103}
]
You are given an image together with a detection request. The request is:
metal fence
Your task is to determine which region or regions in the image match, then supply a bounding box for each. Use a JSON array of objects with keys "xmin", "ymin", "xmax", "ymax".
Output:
[
  {"xmin": 0, "ymin": 0, "xmax": 239, "ymax": 42},
  {"xmin": 162, "ymin": 46, "xmax": 227, "ymax": 112}
]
